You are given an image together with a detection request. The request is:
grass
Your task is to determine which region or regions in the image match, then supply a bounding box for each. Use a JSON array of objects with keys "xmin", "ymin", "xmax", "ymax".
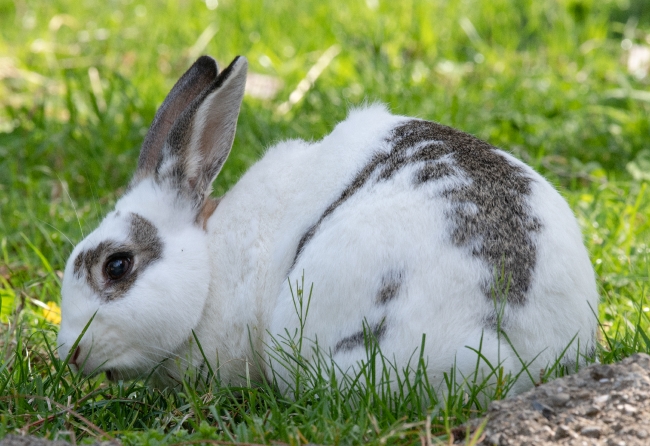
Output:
[{"xmin": 1, "ymin": 0, "xmax": 650, "ymax": 443}]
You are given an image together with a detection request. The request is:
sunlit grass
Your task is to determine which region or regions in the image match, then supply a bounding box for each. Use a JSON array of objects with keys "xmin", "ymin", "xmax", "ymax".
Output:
[{"xmin": 1, "ymin": 0, "xmax": 650, "ymax": 443}]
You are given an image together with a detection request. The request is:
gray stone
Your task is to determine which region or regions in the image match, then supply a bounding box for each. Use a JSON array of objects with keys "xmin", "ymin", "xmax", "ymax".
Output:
[
  {"xmin": 550, "ymin": 392, "xmax": 571, "ymax": 407},
  {"xmin": 554, "ymin": 424, "xmax": 572, "ymax": 440},
  {"xmin": 580, "ymin": 426, "xmax": 601, "ymax": 438}
]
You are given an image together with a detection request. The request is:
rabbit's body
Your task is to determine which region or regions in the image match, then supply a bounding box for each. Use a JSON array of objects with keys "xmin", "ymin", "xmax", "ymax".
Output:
[
  {"xmin": 57, "ymin": 56, "xmax": 598, "ymax": 397},
  {"xmin": 198, "ymin": 105, "xmax": 596, "ymax": 393}
]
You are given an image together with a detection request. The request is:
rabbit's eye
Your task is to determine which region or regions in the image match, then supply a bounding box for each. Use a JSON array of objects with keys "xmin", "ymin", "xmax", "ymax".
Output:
[{"xmin": 104, "ymin": 255, "xmax": 132, "ymax": 280}]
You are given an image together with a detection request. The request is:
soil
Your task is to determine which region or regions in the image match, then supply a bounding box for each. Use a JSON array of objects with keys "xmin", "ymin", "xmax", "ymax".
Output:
[
  {"xmin": 458, "ymin": 353, "xmax": 650, "ymax": 446},
  {"xmin": 0, "ymin": 437, "xmax": 112, "ymax": 446}
]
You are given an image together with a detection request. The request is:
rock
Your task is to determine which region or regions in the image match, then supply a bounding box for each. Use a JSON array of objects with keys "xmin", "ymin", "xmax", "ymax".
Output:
[
  {"xmin": 549, "ymin": 392, "xmax": 571, "ymax": 407},
  {"xmin": 554, "ymin": 424, "xmax": 572, "ymax": 440},
  {"xmin": 622, "ymin": 403, "xmax": 637, "ymax": 415},
  {"xmin": 594, "ymin": 394, "xmax": 610, "ymax": 404},
  {"xmin": 581, "ymin": 426, "xmax": 602, "ymax": 438},
  {"xmin": 530, "ymin": 400, "xmax": 555, "ymax": 419},
  {"xmin": 584, "ymin": 405, "xmax": 600, "ymax": 416},
  {"xmin": 590, "ymin": 365, "xmax": 616, "ymax": 380}
]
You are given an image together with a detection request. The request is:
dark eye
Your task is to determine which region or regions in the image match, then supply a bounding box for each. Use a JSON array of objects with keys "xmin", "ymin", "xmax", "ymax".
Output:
[{"xmin": 104, "ymin": 255, "xmax": 132, "ymax": 280}]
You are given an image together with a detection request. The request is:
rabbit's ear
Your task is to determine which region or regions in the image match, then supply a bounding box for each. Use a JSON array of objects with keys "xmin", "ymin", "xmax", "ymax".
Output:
[
  {"xmin": 159, "ymin": 56, "xmax": 248, "ymax": 212},
  {"xmin": 134, "ymin": 56, "xmax": 218, "ymax": 183}
]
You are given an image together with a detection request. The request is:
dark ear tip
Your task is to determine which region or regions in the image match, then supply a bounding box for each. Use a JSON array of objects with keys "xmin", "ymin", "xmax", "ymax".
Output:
[
  {"xmin": 211, "ymin": 55, "xmax": 248, "ymax": 88},
  {"xmin": 193, "ymin": 55, "xmax": 219, "ymax": 77},
  {"xmin": 223, "ymin": 56, "xmax": 248, "ymax": 77},
  {"xmin": 231, "ymin": 56, "xmax": 248, "ymax": 69},
  {"xmin": 195, "ymin": 55, "xmax": 216, "ymax": 64}
]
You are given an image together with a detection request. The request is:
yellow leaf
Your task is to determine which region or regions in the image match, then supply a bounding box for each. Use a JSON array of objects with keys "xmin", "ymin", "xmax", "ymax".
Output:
[{"xmin": 43, "ymin": 301, "xmax": 61, "ymax": 325}]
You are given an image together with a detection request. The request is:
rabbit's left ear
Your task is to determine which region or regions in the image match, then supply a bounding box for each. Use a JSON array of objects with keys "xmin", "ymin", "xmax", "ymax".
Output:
[{"xmin": 160, "ymin": 56, "xmax": 248, "ymax": 216}]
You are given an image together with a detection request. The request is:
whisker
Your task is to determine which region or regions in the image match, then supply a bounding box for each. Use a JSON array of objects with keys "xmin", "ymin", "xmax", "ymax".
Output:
[
  {"xmin": 136, "ymin": 346, "xmax": 194, "ymax": 369},
  {"xmin": 36, "ymin": 218, "xmax": 75, "ymax": 248},
  {"xmin": 57, "ymin": 174, "xmax": 84, "ymax": 239},
  {"xmin": 85, "ymin": 170, "xmax": 103, "ymax": 225}
]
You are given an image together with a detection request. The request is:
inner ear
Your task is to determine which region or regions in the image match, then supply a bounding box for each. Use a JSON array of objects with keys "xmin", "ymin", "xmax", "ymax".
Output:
[{"xmin": 196, "ymin": 197, "xmax": 221, "ymax": 230}]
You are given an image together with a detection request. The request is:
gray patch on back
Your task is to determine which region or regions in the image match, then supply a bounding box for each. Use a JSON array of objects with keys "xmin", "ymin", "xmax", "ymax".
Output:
[
  {"xmin": 387, "ymin": 120, "xmax": 542, "ymax": 304},
  {"xmin": 292, "ymin": 119, "xmax": 541, "ymax": 305},
  {"xmin": 73, "ymin": 213, "xmax": 163, "ymax": 301}
]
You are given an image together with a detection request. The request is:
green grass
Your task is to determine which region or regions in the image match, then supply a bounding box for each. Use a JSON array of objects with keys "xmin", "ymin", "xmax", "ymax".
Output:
[{"xmin": 1, "ymin": 0, "xmax": 650, "ymax": 443}]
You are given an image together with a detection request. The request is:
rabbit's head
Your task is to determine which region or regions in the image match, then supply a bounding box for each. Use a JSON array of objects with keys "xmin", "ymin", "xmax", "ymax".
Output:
[{"xmin": 57, "ymin": 56, "xmax": 247, "ymax": 381}]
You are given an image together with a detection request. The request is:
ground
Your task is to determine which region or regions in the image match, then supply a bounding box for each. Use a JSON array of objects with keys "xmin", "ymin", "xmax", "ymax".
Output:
[{"xmin": 461, "ymin": 355, "xmax": 650, "ymax": 446}]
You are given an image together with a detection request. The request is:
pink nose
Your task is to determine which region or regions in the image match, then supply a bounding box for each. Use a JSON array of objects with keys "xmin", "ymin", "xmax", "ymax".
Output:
[{"xmin": 70, "ymin": 346, "xmax": 81, "ymax": 369}]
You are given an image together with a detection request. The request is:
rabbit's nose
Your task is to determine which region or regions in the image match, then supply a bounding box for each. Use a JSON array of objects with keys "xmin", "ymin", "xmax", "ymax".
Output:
[{"xmin": 70, "ymin": 346, "xmax": 81, "ymax": 369}]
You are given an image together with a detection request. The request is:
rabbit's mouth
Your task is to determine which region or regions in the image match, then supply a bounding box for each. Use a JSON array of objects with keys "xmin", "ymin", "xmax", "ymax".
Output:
[
  {"xmin": 104, "ymin": 368, "xmax": 129, "ymax": 382},
  {"xmin": 103, "ymin": 366, "xmax": 152, "ymax": 382}
]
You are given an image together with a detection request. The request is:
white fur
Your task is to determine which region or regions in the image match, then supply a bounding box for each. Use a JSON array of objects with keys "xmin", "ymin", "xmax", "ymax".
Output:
[{"xmin": 58, "ymin": 74, "xmax": 598, "ymax": 397}]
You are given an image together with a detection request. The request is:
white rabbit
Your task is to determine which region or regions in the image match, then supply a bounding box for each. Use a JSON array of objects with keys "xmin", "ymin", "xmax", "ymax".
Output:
[{"xmin": 57, "ymin": 55, "xmax": 598, "ymax": 397}]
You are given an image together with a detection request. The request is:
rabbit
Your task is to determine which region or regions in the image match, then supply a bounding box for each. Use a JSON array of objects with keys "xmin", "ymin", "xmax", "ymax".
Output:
[{"xmin": 57, "ymin": 55, "xmax": 598, "ymax": 397}]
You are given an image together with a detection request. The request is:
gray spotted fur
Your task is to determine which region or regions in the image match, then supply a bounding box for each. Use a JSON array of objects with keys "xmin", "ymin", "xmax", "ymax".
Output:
[
  {"xmin": 332, "ymin": 271, "xmax": 401, "ymax": 355},
  {"xmin": 376, "ymin": 271, "xmax": 403, "ymax": 305},
  {"xmin": 388, "ymin": 120, "xmax": 542, "ymax": 304},
  {"xmin": 293, "ymin": 119, "xmax": 541, "ymax": 304},
  {"xmin": 334, "ymin": 321, "xmax": 387, "ymax": 354}
]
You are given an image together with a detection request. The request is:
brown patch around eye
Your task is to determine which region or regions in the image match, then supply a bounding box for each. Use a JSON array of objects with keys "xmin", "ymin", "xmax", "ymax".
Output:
[
  {"xmin": 73, "ymin": 252, "xmax": 85, "ymax": 278},
  {"xmin": 101, "ymin": 213, "xmax": 162, "ymax": 300},
  {"xmin": 70, "ymin": 241, "xmax": 119, "ymax": 294},
  {"xmin": 129, "ymin": 214, "xmax": 163, "ymax": 264},
  {"xmin": 74, "ymin": 214, "xmax": 164, "ymax": 301}
]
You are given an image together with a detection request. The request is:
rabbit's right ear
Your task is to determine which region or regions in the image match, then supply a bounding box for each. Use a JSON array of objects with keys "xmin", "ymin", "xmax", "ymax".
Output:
[{"xmin": 133, "ymin": 56, "xmax": 218, "ymax": 184}]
